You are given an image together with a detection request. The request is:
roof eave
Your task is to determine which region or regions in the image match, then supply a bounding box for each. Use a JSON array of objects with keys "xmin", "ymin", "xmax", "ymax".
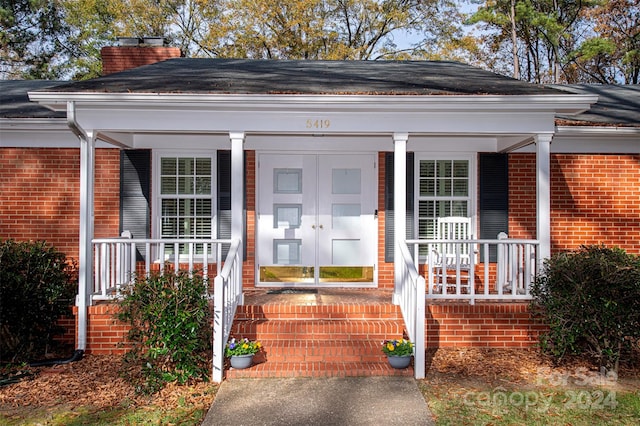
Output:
[{"xmin": 28, "ymin": 92, "xmax": 598, "ymax": 115}]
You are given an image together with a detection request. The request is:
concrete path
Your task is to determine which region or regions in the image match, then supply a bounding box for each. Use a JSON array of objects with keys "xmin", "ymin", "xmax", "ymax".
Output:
[{"xmin": 202, "ymin": 376, "xmax": 435, "ymax": 426}]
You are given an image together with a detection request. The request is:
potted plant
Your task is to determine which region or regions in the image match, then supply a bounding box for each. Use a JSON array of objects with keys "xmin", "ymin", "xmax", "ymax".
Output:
[
  {"xmin": 381, "ymin": 338, "xmax": 414, "ymax": 369},
  {"xmin": 225, "ymin": 337, "xmax": 262, "ymax": 369}
]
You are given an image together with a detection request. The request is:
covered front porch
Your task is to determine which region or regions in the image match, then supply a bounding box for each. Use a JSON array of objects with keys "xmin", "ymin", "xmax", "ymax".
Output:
[
  {"xmin": 88, "ymin": 230, "xmax": 540, "ymax": 381},
  {"xmin": 28, "ymin": 59, "xmax": 597, "ymax": 382}
]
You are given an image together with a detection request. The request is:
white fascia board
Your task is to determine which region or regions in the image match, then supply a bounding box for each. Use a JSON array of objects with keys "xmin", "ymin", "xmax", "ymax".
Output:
[
  {"xmin": 0, "ymin": 118, "xmax": 69, "ymax": 133},
  {"xmin": 513, "ymin": 126, "xmax": 640, "ymax": 153},
  {"xmin": 28, "ymin": 92, "xmax": 597, "ymax": 115},
  {"xmin": 555, "ymin": 125, "xmax": 640, "ymax": 138},
  {"xmin": 64, "ymin": 104, "xmax": 559, "ymax": 135},
  {"xmin": 0, "ymin": 118, "xmax": 117, "ymax": 148}
]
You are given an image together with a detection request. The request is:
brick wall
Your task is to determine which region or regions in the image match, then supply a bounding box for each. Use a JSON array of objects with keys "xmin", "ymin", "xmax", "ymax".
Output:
[
  {"xmin": 509, "ymin": 153, "xmax": 640, "ymax": 254},
  {"xmin": 378, "ymin": 152, "xmax": 394, "ymax": 289},
  {"xmin": 73, "ymin": 305, "xmax": 131, "ymax": 354},
  {"xmin": 0, "ymin": 148, "xmax": 121, "ymax": 260},
  {"xmin": 101, "ymin": 46, "xmax": 182, "ymax": 75},
  {"xmin": 244, "ymin": 151, "xmax": 256, "ymax": 287},
  {"xmin": 426, "ymin": 302, "xmax": 546, "ymax": 348}
]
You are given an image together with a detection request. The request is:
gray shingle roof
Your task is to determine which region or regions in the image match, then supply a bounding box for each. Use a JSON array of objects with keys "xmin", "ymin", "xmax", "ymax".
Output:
[
  {"xmin": 35, "ymin": 58, "xmax": 563, "ymax": 96},
  {"xmin": 0, "ymin": 80, "xmax": 66, "ymax": 118},
  {"xmin": 550, "ymin": 84, "xmax": 640, "ymax": 126},
  {"xmin": 2, "ymin": 60, "xmax": 638, "ymax": 127}
]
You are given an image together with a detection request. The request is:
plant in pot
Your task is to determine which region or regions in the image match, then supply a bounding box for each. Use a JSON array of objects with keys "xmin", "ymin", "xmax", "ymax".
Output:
[
  {"xmin": 225, "ymin": 337, "xmax": 262, "ymax": 369},
  {"xmin": 381, "ymin": 338, "xmax": 414, "ymax": 369}
]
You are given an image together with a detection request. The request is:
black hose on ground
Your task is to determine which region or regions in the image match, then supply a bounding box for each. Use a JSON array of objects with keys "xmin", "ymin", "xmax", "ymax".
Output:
[{"xmin": 28, "ymin": 349, "xmax": 84, "ymax": 367}]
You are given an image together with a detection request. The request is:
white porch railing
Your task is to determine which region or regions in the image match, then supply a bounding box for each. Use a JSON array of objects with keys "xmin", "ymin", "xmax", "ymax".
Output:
[
  {"xmin": 396, "ymin": 242, "xmax": 426, "ymax": 379},
  {"xmin": 91, "ymin": 235, "xmax": 243, "ymax": 383},
  {"xmin": 397, "ymin": 235, "xmax": 538, "ymax": 378},
  {"xmin": 406, "ymin": 235, "xmax": 539, "ymax": 303},
  {"xmin": 212, "ymin": 239, "xmax": 243, "ymax": 383},
  {"xmin": 91, "ymin": 235, "xmax": 232, "ymax": 300}
]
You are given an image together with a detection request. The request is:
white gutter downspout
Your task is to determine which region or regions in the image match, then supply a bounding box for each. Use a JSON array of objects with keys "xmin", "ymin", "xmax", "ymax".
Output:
[{"xmin": 68, "ymin": 101, "xmax": 95, "ymax": 352}]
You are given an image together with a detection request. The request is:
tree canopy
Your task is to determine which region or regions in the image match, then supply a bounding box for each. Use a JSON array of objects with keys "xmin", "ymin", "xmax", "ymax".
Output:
[{"xmin": 0, "ymin": 0, "xmax": 635, "ymax": 83}]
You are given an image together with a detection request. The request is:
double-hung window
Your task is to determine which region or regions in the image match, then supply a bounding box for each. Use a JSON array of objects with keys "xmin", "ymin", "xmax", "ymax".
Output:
[
  {"xmin": 155, "ymin": 152, "xmax": 216, "ymax": 257},
  {"xmin": 415, "ymin": 155, "xmax": 474, "ymax": 240}
]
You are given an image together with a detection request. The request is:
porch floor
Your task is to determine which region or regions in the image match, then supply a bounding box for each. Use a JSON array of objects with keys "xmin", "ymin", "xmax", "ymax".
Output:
[
  {"xmin": 225, "ymin": 288, "xmax": 414, "ymax": 379},
  {"xmin": 241, "ymin": 287, "xmax": 396, "ymax": 305}
]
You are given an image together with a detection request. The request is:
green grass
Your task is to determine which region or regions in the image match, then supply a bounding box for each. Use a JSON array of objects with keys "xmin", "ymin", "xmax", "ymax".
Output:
[
  {"xmin": 1, "ymin": 405, "xmax": 209, "ymax": 426},
  {"xmin": 420, "ymin": 381, "xmax": 640, "ymax": 426},
  {"xmin": 0, "ymin": 385, "xmax": 218, "ymax": 426}
]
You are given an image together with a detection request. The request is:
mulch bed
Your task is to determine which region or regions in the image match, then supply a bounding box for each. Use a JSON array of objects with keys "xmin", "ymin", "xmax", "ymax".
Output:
[{"xmin": 1, "ymin": 348, "xmax": 638, "ymax": 415}]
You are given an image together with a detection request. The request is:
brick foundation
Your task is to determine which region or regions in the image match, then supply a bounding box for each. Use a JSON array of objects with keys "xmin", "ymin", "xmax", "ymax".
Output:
[
  {"xmin": 426, "ymin": 302, "xmax": 546, "ymax": 348},
  {"xmin": 64, "ymin": 300, "xmax": 546, "ymax": 355}
]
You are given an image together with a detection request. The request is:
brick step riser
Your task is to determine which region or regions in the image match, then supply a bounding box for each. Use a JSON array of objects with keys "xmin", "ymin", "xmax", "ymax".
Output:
[
  {"xmin": 235, "ymin": 314, "xmax": 404, "ymax": 321},
  {"xmin": 225, "ymin": 362, "xmax": 414, "ymax": 379},
  {"xmin": 236, "ymin": 306, "xmax": 403, "ymax": 321},
  {"xmin": 231, "ymin": 321, "xmax": 405, "ymax": 338},
  {"xmin": 250, "ymin": 343, "xmax": 391, "ymax": 363},
  {"xmin": 226, "ymin": 303, "xmax": 410, "ymax": 378}
]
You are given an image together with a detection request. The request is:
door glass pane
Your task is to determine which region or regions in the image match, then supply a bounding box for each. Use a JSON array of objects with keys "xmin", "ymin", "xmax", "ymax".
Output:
[
  {"xmin": 332, "ymin": 204, "xmax": 360, "ymax": 230},
  {"xmin": 332, "ymin": 169, "xmax": 360, "ymax": 194},
  {"xmin": 260, "ymin": 266, "xmax": 314, "ymax": 282},
  {"xmin": 274, "ymin": 239, "xmax": 301, "ymax": 264},
  {"xmin": 319, "ymin": 266, "xmax": 374, "ymax": 282},
  {"xmin": 274, "ymin": 204, "xmax": 301, "ymax": 228},
  {"xmin": 332, "ymin": 239, "xmax": 360, "ymax": 264},
  {"xmin": 274, "ymin": 169, "xmax": 302, "ymax": 193}
]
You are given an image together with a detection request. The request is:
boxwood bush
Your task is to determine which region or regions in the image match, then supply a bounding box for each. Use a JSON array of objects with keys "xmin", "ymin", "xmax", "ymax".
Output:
[
  {"xmin": 117, "ymin": 270, "xmax": 212, "ymax": 394},
  {"xmin": 0, "ymin": 240, "xmax": 77, "ymax": 363},
  {"xmin": 531, "ymin": 245, "xmax": 640, "ymax": 373}
]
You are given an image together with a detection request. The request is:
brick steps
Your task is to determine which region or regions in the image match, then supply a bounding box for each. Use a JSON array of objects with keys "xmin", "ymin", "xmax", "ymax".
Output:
[{"xmin": 225, "ymin": 301, "xmax": 413, "ymax": 379}]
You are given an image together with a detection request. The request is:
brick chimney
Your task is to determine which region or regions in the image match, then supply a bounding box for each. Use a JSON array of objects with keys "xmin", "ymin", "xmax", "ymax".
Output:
[{"xmin": 100, "ymin": 37, "xmax": 182, "ymax": 75}]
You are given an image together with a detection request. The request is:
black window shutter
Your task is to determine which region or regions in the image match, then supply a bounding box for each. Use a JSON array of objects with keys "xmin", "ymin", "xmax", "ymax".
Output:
[
  {"xmin": 217, "ymin": 151, "xmax": 247, "ymax": 260},
  {"xmin": 120, "ymin": 150, "xmax": 151, "ymax": 260},
  {"xmin": 384, "ymin": 152, "xmax": 414, "ymax": 262},
  {"xmin": 479, "ymin": 153, "xmax": 509, "ymax": 262}
]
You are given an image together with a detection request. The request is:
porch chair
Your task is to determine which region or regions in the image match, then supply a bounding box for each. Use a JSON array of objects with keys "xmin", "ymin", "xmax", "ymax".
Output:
[{"xmin": 432, "ymin": 216, "xmax": 474, "ymax": 294}]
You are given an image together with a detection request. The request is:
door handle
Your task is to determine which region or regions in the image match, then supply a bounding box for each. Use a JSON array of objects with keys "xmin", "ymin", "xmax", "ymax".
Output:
[{"xmin": 312, "ymin": 224, "xmax": 324, "ymax": 230}]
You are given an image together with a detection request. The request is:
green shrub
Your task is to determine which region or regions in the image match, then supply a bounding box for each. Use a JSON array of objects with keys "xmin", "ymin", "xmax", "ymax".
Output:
[
  {"xmin": 531, "ymin": 244, "xmax": 640, "ymax": 373},
  {"xmin": 0, "ymin": 240, "xmax": 77, "ymax": 363},
  {"xmin": 116, "ymin": 270, "xmax": 212, "ymax": 394}
]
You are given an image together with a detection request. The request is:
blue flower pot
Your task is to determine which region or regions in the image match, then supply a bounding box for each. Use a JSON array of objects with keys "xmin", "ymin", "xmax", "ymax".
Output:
[
  {"xmin": 387, "ymin": 355, "xmax": 411, "ymax": 369},
  {"xmin": 230, "ymin": 354, "xmax": 254, "ymax": 369}
]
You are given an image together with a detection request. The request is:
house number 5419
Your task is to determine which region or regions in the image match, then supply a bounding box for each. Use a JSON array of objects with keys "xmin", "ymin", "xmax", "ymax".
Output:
[{"xmin": 306, "ymin": 119, "xmax": 331, "ymax": 129}]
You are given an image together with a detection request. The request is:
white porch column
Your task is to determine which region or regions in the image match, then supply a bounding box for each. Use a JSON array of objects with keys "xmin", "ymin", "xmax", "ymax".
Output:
[
  {"xmin": 230, "ymin": 132, "xmax": 245, "ymax": 295},
  {"xmin": 393, "ymin": 133, "xmax": 409, "ymax": 302},
  {"xmin": 76, "ymin": 129, "xmax": 96, "ymax": 351},
  {"xmin": 536, "ymin": 133, "xmax": 553, "ymax": 264}
]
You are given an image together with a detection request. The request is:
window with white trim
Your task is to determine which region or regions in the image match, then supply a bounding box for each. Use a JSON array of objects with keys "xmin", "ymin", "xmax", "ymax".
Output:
[
  {"xmin": 155, "ymin": 153, "xmax": 216, "ymax": 256},
  {"xmin": 415, "ymin": 155, "xmax": 474, "ymax": 239}
]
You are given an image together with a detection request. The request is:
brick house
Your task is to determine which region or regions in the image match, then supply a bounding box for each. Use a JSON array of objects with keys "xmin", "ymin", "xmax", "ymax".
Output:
[{"xmin": 1, "ymin": 44, "xmax": 638, "ymax": 381}]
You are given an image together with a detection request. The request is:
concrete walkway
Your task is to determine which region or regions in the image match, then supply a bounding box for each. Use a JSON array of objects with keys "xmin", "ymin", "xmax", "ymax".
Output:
[{"xmin": 202, "ymin": 376, "xmax": 435, "ymax": 426}]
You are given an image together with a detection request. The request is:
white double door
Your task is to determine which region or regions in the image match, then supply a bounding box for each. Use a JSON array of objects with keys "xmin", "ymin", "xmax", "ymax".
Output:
[{"xmin": 257, "ymin": 153, "xmax": 377, "ymax": 286}]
